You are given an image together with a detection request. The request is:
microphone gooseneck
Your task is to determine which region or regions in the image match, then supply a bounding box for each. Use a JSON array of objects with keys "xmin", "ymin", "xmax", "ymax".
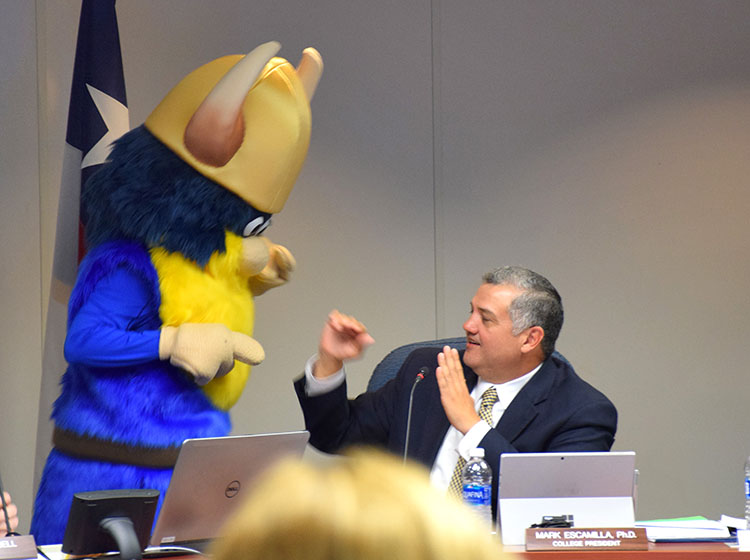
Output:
[
  {"xmin": 98, "ymin": 517, "xmax": 142, "ymax": 560},
  {"xmin": 403, "ymin": 367, "xmax": 429, "ymax": 464},
  {"xmin": 0, "ymin": 471, "xmax": 18, "ymax": 537}
]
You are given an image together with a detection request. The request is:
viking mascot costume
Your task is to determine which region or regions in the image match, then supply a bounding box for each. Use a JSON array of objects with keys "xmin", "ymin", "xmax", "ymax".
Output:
[{"xmin": 30, "ymin": 42, "xmax": 323, "ymax": 544}]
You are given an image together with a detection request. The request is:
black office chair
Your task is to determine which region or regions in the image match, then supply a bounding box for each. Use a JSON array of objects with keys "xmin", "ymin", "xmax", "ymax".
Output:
[
  {"xmin": 366, "ymin": 337, "xmax": 466, "ymax": 392},
  {"xmin": 366, "ymin": 337, "xmax": 570, "ymax": 392}
]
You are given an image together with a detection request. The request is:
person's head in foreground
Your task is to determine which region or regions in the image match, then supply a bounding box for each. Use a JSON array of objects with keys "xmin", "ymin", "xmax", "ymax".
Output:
[{"xmin": 210, "ymin": 448, "xmax": 509, "ymax": 560}]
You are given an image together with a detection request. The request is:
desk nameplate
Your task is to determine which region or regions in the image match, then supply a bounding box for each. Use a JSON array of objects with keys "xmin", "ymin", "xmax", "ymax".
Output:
[
  {"xmin": 0, "ymin": 535, "xmax": 38, "ymax": 560},
  {"xmin": 525, "ymin": 527, "xmax": 648, "ymax": 552}
]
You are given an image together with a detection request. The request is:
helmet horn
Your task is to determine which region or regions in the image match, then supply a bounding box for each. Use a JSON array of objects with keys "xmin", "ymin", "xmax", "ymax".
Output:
[
  {"xmin": 184, "ymin": 41, "xmax": 281, "ymax": 167},
  {"xmin": 296, "ymin": 47, "xmax": 324, "ymax": 101}
]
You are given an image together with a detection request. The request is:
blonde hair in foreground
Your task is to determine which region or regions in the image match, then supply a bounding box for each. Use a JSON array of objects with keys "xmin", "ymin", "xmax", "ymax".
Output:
[{"xmin": 210, "ymin": 448, "xmax": 508, "ymax": 560}]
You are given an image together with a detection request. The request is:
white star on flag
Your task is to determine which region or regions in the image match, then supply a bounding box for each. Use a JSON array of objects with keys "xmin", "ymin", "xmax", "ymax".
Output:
[{"xmin": 81, "ymin": 83, "xmax": 130, "ymax": 169}]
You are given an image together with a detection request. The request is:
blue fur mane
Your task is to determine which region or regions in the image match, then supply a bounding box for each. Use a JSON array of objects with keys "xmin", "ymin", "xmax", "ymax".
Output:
[{"xmin": 82, "ymin": 126, "xmax": 270, "ymax": 266}]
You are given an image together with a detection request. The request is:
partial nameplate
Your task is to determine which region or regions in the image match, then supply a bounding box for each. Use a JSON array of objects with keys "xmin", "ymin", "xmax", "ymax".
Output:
[
  {"xmin": 0, "ymin": 535, "xmax": 38, "ymax": 560},
  {"xmin": 525, "ymin": 527, "xmax": 648, "ymax": 551}
]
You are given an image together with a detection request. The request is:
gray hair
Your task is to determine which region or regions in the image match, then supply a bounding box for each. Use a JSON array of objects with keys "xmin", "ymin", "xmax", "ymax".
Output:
[{"xmin": 482, "ymin": 266, "xmax": 563, "ymax": 358}]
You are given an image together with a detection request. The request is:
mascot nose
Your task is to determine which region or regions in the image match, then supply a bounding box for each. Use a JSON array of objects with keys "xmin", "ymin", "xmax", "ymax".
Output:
[{"xmin": 240, "ymin": 236, "xmax": 271, "ymax": 276}]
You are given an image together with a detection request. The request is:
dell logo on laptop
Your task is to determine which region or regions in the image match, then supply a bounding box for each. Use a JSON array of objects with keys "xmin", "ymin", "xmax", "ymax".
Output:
[{"xmin": 225, "ymin": 480, "xmax": 241, "ymax": 498}]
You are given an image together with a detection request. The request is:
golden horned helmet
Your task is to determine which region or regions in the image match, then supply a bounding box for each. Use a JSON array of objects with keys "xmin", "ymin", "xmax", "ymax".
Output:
[{"xmin": 145, "ymin": 41, "xmax": 323, "ymax": 214}]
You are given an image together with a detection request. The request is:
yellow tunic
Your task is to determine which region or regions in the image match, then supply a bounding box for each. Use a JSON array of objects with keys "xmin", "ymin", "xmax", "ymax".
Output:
[{"xmin": 150, "ymin": 232, "xmax": 253, "ymax": 410}]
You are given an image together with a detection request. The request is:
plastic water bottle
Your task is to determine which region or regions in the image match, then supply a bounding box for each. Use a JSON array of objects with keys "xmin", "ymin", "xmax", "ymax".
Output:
[
  {"xmin": 462, "ymin": 447, "xmax": 493, "ymax": 527},
  {"xmin": 745, "ymin": 455, "xmax": 750, "ymax": 529}
]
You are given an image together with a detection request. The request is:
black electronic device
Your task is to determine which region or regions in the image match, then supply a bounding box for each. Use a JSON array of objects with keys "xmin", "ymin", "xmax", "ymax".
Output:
[
  {"xmin": 62, "ymin": 489, "xmax": 159, "ymax": 560},
  {"xmin": 530, "ymin": 514, "xmax": 575, "ymax": 528}
]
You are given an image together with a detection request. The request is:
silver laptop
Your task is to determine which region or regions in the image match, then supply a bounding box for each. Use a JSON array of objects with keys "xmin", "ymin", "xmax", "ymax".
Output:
[
  {"xmin": 497, "ymin": 451, "xmax": 637, "ymax": 546},
  {"xmin": 149, "ymin": 430, "xmax": 309, "ymax": 547}
]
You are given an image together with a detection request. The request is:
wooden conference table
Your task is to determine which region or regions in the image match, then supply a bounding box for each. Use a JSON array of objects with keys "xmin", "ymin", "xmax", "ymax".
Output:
[
  {"xmin": 508, "ymin": 541, "xmax": 750, "ymax": 558},
  {"xmin": 163, "ymin": 542, "xmax": 748, "ymax": 560}
]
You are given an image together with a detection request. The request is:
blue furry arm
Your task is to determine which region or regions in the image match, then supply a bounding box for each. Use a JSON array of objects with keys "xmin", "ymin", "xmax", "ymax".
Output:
[{"xmin": 64, "ymin": 266, "xmax": 161, "ymax": 366}]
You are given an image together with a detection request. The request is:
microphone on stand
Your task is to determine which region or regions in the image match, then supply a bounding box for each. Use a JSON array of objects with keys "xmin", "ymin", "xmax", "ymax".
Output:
[
  {"xmin": 0, "ymin": 472, "xmax": 17, "ymax": 537},
  {"xmin": 403, "ymin": 367, "xmax": 429, "ymax": 463}
]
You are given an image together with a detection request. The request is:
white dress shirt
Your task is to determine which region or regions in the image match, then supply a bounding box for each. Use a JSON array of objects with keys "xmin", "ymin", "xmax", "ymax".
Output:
[{"xmin": 303, "ymin": 354, "xmax": 346, "ymax": 395}]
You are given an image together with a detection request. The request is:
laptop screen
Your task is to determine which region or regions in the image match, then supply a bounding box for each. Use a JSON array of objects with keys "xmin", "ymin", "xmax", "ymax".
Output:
[
  {"xmin": 150, "ymin": 430, "xmax": 309, "ymax": 548},
  {"xmin": 497, "ymin": 451, "xmax": 637, "ymax": 546}
]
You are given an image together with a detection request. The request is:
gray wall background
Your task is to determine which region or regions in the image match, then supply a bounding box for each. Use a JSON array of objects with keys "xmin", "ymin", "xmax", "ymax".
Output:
[{"xmin": 2, "ymin": 0, "xmax": 749, "ymax": 533}]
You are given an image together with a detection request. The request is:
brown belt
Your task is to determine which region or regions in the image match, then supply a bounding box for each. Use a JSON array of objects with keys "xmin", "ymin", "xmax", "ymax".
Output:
[{"xmin": 53, "ymin": 426, "xmax": 180, "ymax": 469}]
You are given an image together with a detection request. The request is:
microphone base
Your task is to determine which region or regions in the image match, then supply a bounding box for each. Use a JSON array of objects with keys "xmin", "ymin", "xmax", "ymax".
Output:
[{"xmin": 0, "ymin": 535, "xmax": 38, "ymax": 560}]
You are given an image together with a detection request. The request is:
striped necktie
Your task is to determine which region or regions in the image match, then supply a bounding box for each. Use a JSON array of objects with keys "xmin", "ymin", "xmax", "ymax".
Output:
[{"xmin": 447, "ymin": 386, "xmax": 499, "ymax": 498}]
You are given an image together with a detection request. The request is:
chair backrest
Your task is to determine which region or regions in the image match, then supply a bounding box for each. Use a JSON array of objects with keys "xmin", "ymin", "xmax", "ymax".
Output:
[
  {"xmin": 366, "ymin": 337, "xmax": 466, "ymax": 392},
  {"xmin": 366, "ymin": 337, "xmax": 570, "ymax": 392}
]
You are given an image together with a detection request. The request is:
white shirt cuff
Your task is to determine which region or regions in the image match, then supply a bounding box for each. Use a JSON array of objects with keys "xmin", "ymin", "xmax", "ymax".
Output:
[
  {"xmin": 457, "ymin": 420, "xmax": 492, "ymax": 459},
  {"xmin": 304, "ymin": 353, "xmax": 346, "ymax": 396}
]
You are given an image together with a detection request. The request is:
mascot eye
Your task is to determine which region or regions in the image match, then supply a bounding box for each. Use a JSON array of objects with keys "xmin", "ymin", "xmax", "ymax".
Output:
[{"xmin": 243, "ymin": 217, "xmax": 271, "ymax": 237}]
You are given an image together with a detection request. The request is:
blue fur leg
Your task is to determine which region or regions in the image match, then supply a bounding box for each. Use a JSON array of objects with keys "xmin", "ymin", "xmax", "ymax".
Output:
[{"xmin": 30, "ymin": 450, "xmax": 172, "ymax": 545}]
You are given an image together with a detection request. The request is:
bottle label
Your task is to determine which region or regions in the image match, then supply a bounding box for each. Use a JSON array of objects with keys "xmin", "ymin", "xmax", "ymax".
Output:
[
  {"xmin": 462, "ymin": 483, "xmax": 492, "ymax": 506},
  {"xmin": 745, "ymin": 477, "xmax": 750, "ymax": 499}
]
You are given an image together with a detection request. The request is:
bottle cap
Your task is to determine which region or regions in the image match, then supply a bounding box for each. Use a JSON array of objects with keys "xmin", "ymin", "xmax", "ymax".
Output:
[{"xmin": 470, "ymin": 447, "xmax": 485, "ymax": 458}]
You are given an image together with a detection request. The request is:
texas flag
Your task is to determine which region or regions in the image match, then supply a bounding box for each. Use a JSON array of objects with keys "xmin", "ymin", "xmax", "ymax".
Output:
[
  {"xmin": 65, "ymin": 0, "xmax": 129, "ymax": 272},
  {"xmin": 36, "ymin": 0, "xmax": 129, "ymax": 486}
]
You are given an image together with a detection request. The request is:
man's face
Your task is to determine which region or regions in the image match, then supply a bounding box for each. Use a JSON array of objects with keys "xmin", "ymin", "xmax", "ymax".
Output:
[{"xmin": 461, "ymin": 283, "xmax": 528, "ymax": 382}]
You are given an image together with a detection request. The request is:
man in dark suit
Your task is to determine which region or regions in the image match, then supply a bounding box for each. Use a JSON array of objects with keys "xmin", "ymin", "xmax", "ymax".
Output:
[{"xmin": 294, "ymin": 266, "xmax": 617, "ymax": 515}]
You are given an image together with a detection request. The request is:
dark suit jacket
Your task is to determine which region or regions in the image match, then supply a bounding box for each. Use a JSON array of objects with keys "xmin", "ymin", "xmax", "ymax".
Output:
[{"xmin": 294, "ymin": 348, "xmax": 617, "ymax": 516}]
